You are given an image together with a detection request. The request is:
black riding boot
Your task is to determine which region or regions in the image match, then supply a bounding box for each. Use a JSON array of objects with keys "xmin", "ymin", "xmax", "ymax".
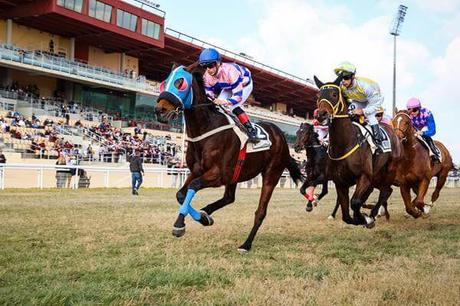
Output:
[
  {"xmin": 243, "ymin": 121, "xmax": 262, "ymax": 142},
  {"xmin": 424, "ymin": 136, "xmax": 440, "ymax": 162},
  {"xmin": 371, "ymin": 124, "xmax": 384, "ymax": 153}
]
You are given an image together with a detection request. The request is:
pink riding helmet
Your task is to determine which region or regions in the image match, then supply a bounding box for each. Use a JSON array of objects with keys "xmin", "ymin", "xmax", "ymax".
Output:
[{"xmin": 406, "ymin": 97, "xmax": 421, "ymax": 109}]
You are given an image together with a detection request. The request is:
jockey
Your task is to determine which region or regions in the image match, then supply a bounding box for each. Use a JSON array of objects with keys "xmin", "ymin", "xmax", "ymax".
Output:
[
  {"xmin": 198, "ymin": 48, "xmax": 264, "ymax": 142},
  {"xmin": 375, "ymin": 107, "xmax": 393, "ymax": 127},
  {"xmin": 312, "ymin": 109, "xmax": 329, "ymax": 146},
  {"xmin": 406, "ymin": 97, "xmax": 440, "ymax": 162},
  {"xmin": 334, "ymin": 61, "xmax": 385, "ymax": 151}
]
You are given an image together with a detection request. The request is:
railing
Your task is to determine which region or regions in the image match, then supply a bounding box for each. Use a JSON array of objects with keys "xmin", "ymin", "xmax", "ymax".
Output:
[
  {"xmin": 0, "ymin": 163, "xmax": 458, "ymax": 190},
  {"xmin": 121, "ymin": 0, "xmax": 166, "ymax": 18},
  {"xmin": 245, "ymin": 106, "xmax": 304, "ymax": 125},
  {"xmin": 0, "ymin": 43, "xmax": 160, "ymax": 94},
  {"xmin": 0, "ymin": 164, "xmax": 297, "ymax": 190},
  {"xmin": 165, "ymin": 28, "xmax": 317, "ymax": 88}
]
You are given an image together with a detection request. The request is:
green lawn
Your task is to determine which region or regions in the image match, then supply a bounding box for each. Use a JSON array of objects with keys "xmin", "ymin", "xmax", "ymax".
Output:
[{"xmin": 0, "ymin": 188, "xmax": 459, "ymax": 305}]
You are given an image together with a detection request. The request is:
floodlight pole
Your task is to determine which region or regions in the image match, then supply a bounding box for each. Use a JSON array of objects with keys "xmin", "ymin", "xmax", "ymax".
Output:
[
  {"xmin": 390, "ymin": 5, "xmax": 408, "ymax": 116},
  {"xmin": 392, "ymin": 34, "xmax": 397, "ymax": 116}
]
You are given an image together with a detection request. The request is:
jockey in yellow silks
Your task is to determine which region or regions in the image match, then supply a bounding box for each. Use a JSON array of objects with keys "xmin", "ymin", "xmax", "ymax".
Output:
[{"xmin": 334, "ymin": 61, "xmax": 385, "ymax": 150}]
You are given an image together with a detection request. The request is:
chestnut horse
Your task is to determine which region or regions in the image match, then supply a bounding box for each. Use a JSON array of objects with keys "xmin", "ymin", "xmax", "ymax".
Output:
[
  {"xmin": 392, "ymin": 110, "xmax": 453, "ymax": 216},
  {"xmin": 314, "ymin": 75, "xmax": 402, "ymax": 227},
  {"xmin": 154, "ymin": 64, "xmax": 302, "ymax": 252}
]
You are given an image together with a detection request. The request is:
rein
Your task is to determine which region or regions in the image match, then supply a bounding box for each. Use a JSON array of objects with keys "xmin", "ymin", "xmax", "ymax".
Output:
[
  {"xmin": 317, "ymin": 83, "xmax": 361, "ymax": 160},
  {"xmin": 393, "ymin": 112, "xmax": 412, "ymax": 141},
  {"xmin": 317, "ymin": 84, "xmax": 350, "ymax": 119}
]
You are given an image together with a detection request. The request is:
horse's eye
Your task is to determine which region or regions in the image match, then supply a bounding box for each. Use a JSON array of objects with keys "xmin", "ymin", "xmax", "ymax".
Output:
[{"xmin": 174, "ymin": 78, "xmax": 187, "ymax": 91}]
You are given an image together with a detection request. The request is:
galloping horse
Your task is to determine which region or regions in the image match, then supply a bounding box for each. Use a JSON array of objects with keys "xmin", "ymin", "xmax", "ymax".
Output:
[
  {"xmin": 294, "ymin": 122, "xmax": 389, "ymax": 220},
  {"xmin": 294, "ymin": 122, "xmax": 335, "ymax": 216},
  {"xmin": 314, "ymin": 75, "xmax": 402, "ymax": 226},
  {"xmin": 154, "ymin": 63, "xmax": 302, "ymax": 252},
  {"xmin": 392, "ymin": 110, "xmax": 453, "ymax": 216}
]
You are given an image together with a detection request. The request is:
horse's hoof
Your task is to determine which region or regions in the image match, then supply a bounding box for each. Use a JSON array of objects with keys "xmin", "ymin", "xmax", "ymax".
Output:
[
  {"xmin": 423, "ymin": 204, "xmax": 432, "ymax": 214},
  {"xmin": 363, "ymin": 214, "xmax": 375, "ymax": 229},
  {"xmin": 199, "ymin": 211, "xmax": 214, "ymax": 226},
  {"xmin": 327, "ymin": 215, "xmax": 335, "ymax": 220},
  {"xmin": 305, "ymin": 202, "xmax": 314, "ymax": 212},
  {"xmin": 172, "ymin": 226, "xmax": 186, "ymax": 237},
  {"xmin": 237, "ymin": 247, "xmax": 250, "ymax": 253}
]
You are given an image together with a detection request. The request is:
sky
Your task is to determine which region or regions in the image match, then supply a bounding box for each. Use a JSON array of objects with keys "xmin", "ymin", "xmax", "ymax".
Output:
[{"xmin": 157, "ymin": 0, "xmax": 460, "ymax": 163}]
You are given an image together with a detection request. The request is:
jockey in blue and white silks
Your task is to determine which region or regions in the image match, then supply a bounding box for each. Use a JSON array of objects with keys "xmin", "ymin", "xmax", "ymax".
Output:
[
  {"xmin": 406, "ymin": 97, "xmax": 440, "ymax": 162},
  {"xmin": 334, "ymin": 61, "xmax": 385, "ymax": 151},
  {"xmin": 199, "ymin": 47, "xmax": 263, "ymax": 142}
]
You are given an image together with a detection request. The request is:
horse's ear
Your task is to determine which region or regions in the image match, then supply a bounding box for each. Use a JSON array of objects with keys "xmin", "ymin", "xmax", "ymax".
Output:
[
  {"xmin": 313, "ymin": 75, "xmax": 324, "ymax": 89},
  {"xmin": 334, "ymin": 74, "xmax": 343, "ymax": 86},
  {"xmin": 185, "ymin": 61, "xmax": 199, "ymax": 72},
  {"xmin": 171, "ymin": 62, "xmax": 179, "ymax": 70}
]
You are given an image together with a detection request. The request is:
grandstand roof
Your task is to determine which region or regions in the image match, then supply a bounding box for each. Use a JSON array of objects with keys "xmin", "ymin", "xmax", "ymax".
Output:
[{"xmin": 1, "ymin": 0, "xmax": 318, "ymax": 115}]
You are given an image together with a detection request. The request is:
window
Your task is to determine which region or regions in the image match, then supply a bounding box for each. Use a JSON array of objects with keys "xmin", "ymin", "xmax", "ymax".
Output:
[
  {"xmin": 88, "ymin": 0, "xmax": 112, "ymax": 23},
  {"xmin": 141, "ymin": 19, "xmax": 161, "ymax": 39},
  {"xmin": 57, "ymin": 0, "xmax": 83, "ymax": 13},
  {"xmin": 116, "ymin": 9, "xmax": 138, "ymax": 32}
]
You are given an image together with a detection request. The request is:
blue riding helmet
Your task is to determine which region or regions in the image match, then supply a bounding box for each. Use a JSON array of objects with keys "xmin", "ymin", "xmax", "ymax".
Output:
[
  {"xmin": 159, "ymin": 66, "xmax": 194, "ymax": 109},
  {"xmin": 198, "ymin": 48, "xmax": 221, "ymax": 64}
]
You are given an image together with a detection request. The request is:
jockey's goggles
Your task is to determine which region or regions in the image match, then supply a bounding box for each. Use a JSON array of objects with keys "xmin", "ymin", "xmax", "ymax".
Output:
[
  {"xmin": 200, "ymin": 62, "xmax": 217, "ymax": 69},
  {"xmin": 342, "ymin": 75, "xmax": 353, "ymax": 80},
  {"xmin": 409, "ymin": 108, "xmax": 420, "ymax": 113}
]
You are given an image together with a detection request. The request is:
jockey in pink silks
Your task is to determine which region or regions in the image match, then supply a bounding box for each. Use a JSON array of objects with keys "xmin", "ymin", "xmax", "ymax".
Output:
[
  {"xmin": 198, "ymin": 48, "xmax": 264, "ymax": 142},
  {"xmin": 406, "ymin": 97, "xmax": 440, "ymax": 162}
]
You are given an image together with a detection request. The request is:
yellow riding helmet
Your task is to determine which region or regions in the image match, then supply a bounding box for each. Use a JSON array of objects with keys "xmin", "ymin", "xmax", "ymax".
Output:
[
  {"xmin": 376, "ymin": 107, "xmax": 385, "ymax": 114},
  {"xmin": 334, "ymin": 61, "xmax": 356, "ymax": 76}
]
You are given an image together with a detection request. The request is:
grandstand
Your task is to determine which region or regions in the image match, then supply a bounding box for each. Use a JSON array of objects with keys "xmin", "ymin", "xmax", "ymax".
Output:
[{"xmin": 0, "ymin": 0, "xmax": 317, "ymax": 187}]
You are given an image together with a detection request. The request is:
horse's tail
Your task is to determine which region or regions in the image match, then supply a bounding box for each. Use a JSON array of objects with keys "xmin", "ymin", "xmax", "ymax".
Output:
[{"xmin": 286, "ymin": 156, "xmax": 303, "ymax": 186}]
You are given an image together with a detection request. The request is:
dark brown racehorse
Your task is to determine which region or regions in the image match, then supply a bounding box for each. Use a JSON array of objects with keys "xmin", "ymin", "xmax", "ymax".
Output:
[
  {"xmin": 154, "ymin": 63, "xmax": 302, "ymax": 252},
  {"xmin": 294, "ymin": 122, "xmax": 335, "ymax": 216},
  {"xmin": 392, "ymin": 110, "xmax": 453, "ymax": 216},
  {"xmin": 314, "ymin": 75, "xmax": 402, "ymax": 226},
  {"xmin": 294, "ymin": 122, "xmax": 389, "ymax": 220}
]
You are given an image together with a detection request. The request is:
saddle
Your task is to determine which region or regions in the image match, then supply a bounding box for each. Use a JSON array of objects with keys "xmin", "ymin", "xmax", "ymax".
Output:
[
  {"xmin": 416, "ymin": 135, "xmax": 442, "ymax": 162},
  {"xmin": 352, "ymin": 122, "xmax": 392, "ymax": 154},
  {"xmin": 217, "ymin": 107, "xmax": 272, "ymax": 153}
]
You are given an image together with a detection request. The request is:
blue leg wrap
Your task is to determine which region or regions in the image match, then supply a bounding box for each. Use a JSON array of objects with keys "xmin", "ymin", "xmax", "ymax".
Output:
[{"xmin": 178, "ymin": 189, "xmax": 201, "ymax": 221}]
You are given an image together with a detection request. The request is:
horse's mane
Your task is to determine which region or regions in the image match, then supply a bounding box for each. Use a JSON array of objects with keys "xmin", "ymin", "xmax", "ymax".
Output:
[{"xmin": 189, "ymin": 66, "xmax": 220, "ymax": 113}]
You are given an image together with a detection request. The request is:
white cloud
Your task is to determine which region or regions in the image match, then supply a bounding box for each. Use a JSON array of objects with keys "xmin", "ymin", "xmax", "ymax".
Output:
[
  {"xmin": 420, "ymin": 37, "xmax": 460, "ymax": 161},
  {"xmin": 238, "ymin": 0, "xmax": 427, "ymax": 107},
  {"xmin": 235, "ymin": 0, "xmax": 459, "ymax": 161}
]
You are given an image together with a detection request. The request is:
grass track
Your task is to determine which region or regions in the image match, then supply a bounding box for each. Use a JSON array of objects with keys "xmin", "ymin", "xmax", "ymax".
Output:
[{"xmin": 0, "ymin": 188, "xmax": 459, "ymax": 305}]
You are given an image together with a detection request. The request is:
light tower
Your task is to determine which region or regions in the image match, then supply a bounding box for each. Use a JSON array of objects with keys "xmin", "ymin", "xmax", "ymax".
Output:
[{"xmin": 390, "ymin": 4, "xmax": 408, "ymax": 116}]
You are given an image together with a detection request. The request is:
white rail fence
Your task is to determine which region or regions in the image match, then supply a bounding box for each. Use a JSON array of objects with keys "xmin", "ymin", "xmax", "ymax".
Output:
[
  {"xmin": 0, "ymin": 164, "xmax": 296, "ymax": 190},
  {"xmin": 0, "ymin": 164, "xmax": 458, "ymax": 190}
]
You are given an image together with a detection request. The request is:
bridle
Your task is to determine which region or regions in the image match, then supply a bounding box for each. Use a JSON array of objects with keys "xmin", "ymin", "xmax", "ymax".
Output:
[
  {"xmin": 316, "ymin": 84, "xmax": 350, "ymax": 119},
  {"xmin": 316, "ymin": 84, "xmax": 360, "ymax": 160},
  {"xmin": 393, "ymin": 112, "xmax": 412, "ymax": 142}
]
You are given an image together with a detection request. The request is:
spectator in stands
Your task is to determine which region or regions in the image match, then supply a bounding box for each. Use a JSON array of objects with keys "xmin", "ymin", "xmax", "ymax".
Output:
[
  {"xmin": 86, "ymin": 144, "xmax": 94, "ymax": 161},
  {"xmin": 0, "ymin": 149, "xmax": 6, "ymax": 164},
  {"xmin": 49, "ymin": 39, "xmax": 55, "ymax": 54},
  {"xmin": 128, "ymin": 150, "xmax": 144, "ymax": 195}
]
